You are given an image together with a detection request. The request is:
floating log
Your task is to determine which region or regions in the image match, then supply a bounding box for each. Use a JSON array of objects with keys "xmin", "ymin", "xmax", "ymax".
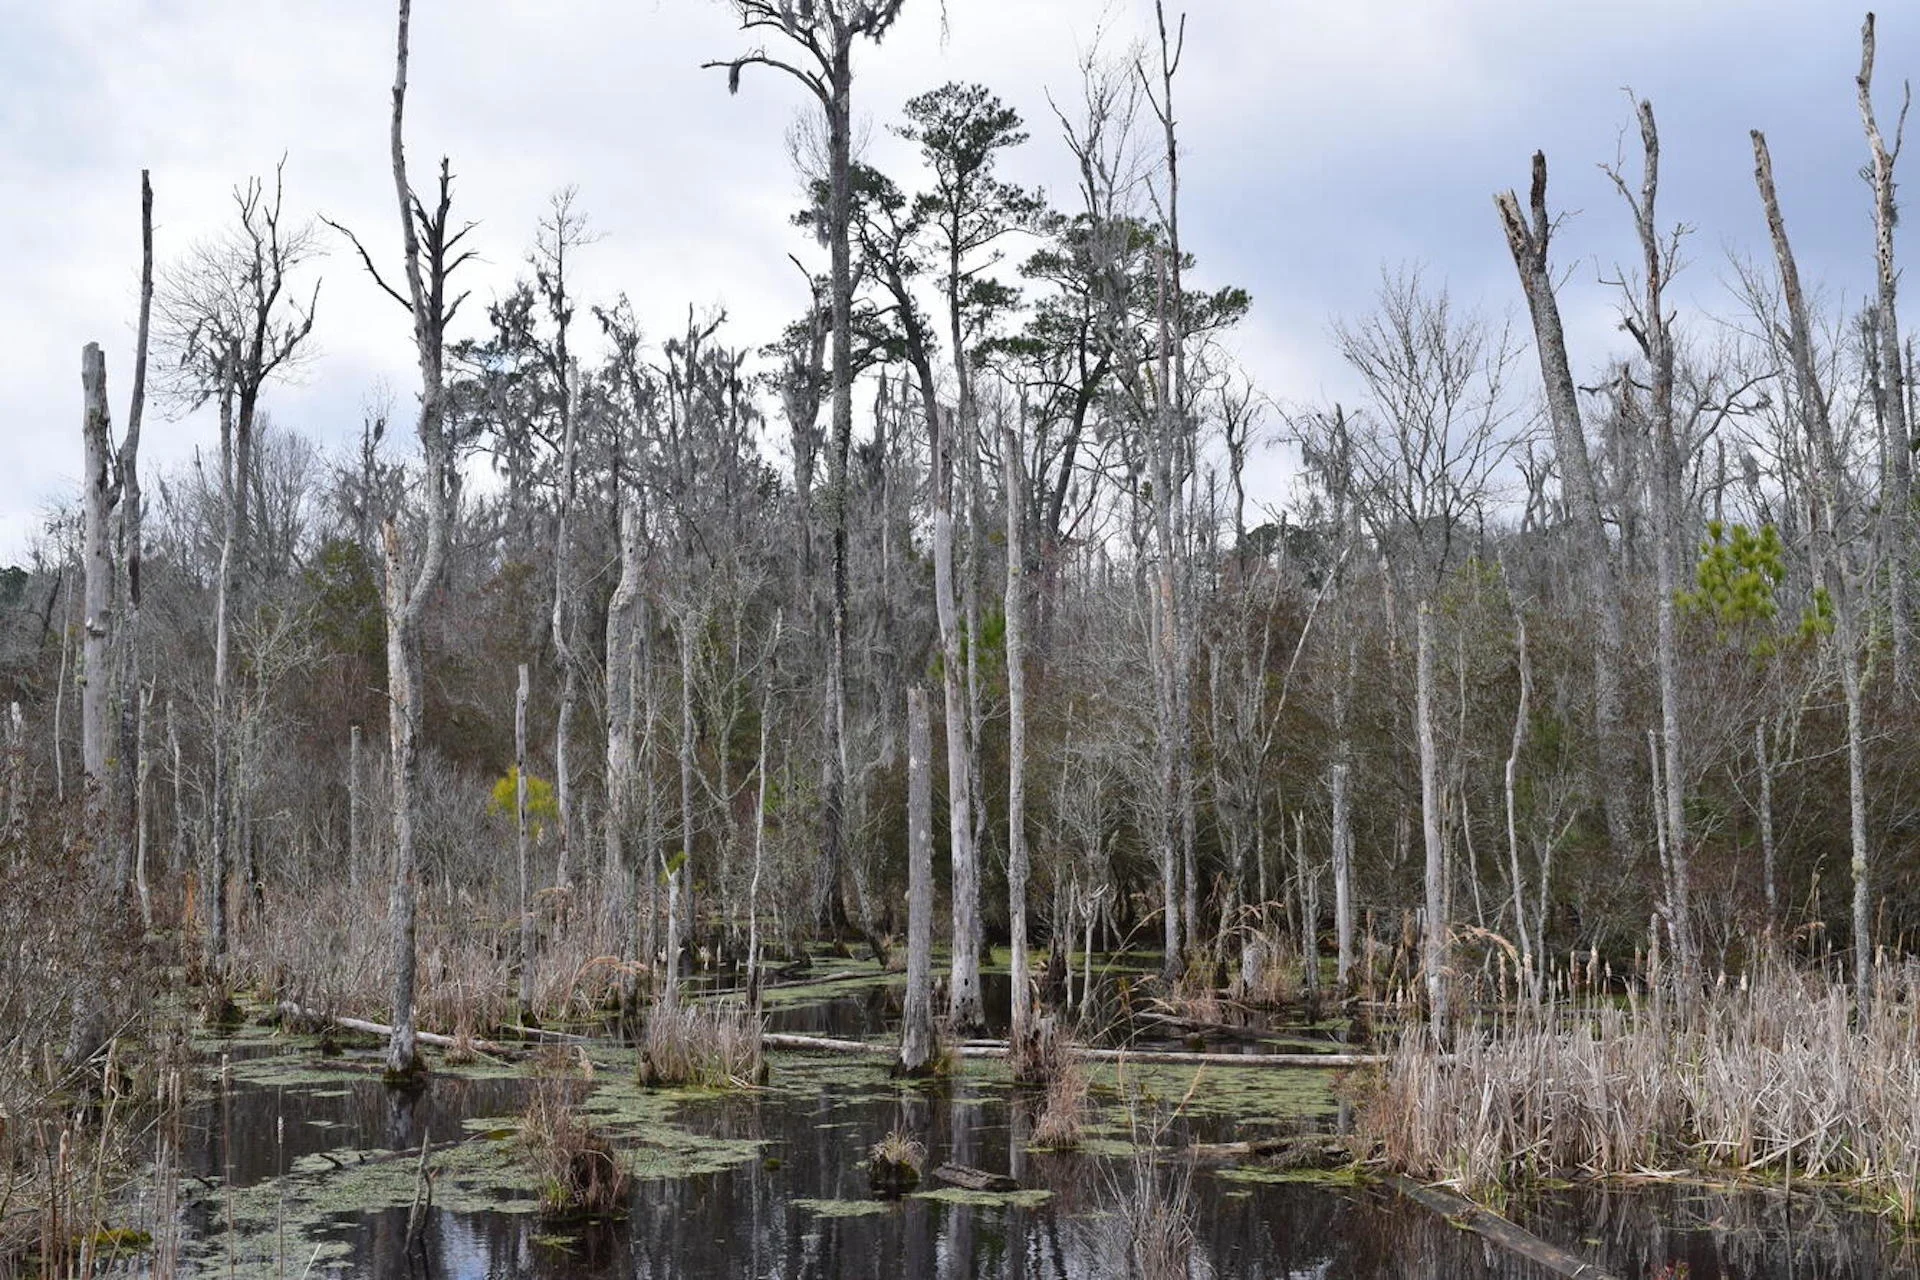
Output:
[
  {"xmin": 760, "ymin": 1031, "xmax": 1383, "ymax": 1068},
  {"xmin": 933, "ymin": 1164, "xmax": 1019, "ymax": 1193},
  {"xmin": 278, "ymin": 1003, "xmax": 520, "ymax": 1059},
  {"xmin": 1188, "ymin": 1135, "xmax": 1349, "ymax": 1168},
  {"xmin": 1385, "ymin": 1174, "xmax": 1622, "ymax": 1280}
]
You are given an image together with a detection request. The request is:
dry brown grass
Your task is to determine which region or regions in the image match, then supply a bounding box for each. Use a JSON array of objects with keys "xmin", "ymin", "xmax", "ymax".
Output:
[
  {"xmin": 1031, "ymin": 1059, "xmax": 1091, "ymax": 1150},
  {"xmin": 1358, "ymin": 959, "xmax": 1920, "ymax": 1216},
  {"xmin": 518, "ymin": 1075, "xmax": 631, "ymax": 1218},
  {"xmin": 867, "ymin": 1129, "xmax": 925, "ymax": 1195},
  {"xmin": 228, "ymin": 880, "xmax": 643, "ymax": 1038},
  {"xmin": 1094, "ymin": 1090, "xmax": 1206, "ymax": 1280},
  {"xmin": 0, "ymin": 816, "xmax": 168, "ymax": 1274},
  {"xmin": 637, "ymin": 1000, "xmax": 764, "ymax": 1089}
]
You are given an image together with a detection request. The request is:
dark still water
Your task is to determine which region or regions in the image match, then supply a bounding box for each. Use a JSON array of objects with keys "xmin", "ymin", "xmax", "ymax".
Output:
[
  {"xmin": 144, "ymin": 970, "xmax": 1912, "ymax": 1279},
  {"xmin": 156, "ymin": 1042, "xmax": 1912, "ymax": 1279}
]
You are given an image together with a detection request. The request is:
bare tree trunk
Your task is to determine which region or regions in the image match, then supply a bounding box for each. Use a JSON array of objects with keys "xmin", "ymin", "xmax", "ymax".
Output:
[
  {"xmin": 550, "ymin": 364, "xmax": 580, "ymax": 897},
  {"xmin": 1754, "ymin": 129, "xmax": 1874, "ymax": 995},
  {"xmin": 819, "ymin": 45, "xmax": 856, "ymax": 939},
  {"xmin": 932, "ymin": 404, "xmax": 983, "ymax": 1030},
  {"xmin": 1330, "ymin": 760, "xmax": 1353, "ymax": 993},
  {"xmin": 900, "ymin": 686, "xmax": 936, "ymax": 1076},
  {"xmin": 746, "ymin": 614, "xmax": 779, "ymax": 1009},
  {"xmin": 1756, "ymin": 722, "xmax": 1777, "ymax": 932},
  {"xmin": 168, "ymin": 699, "xmax": 183, "ymax": 880},
  {"xmin": 1496, "ymin": 155, "xmax": 1633, "ymax": 865},
  {"xmin": 1503, "ymin": 614, "xmax": 1533, "ymax": 996},
  {"xmin": 113, "ymin": 171, "xmax": 154, "ymax": 899},
  {"xmin": 208, "ymin": 371, "xmax": 237, "ymax": 973},
  {"xmin": 135, "ymin": 684, "xmax": 152, "ymax": 930},
  {"xmin": 5, "ymin": 703, "xmax": 23, "ymax": 862},
  {"xmin": 1610, "ymin": 101, "xmax": 1695, "ymax": 981},
  {"xmin": 606, "ymin": 498, "xmax": 642, "ymax": 940},
  {"xmin": 349, "ymin": 723, "xmax": 363, "ymax": 891},
  {"xmin": 54, "ymin": 576, "xmax": 70, "ymax": 805},
  {"xmin": 1860, "ymin": 13, "xmax": 1912, "ymax": 676},
  {"xmin": 1151, "ymin": 251, "xmax": 1184, "ymax": 982},
  {"xmin": 1417, "ymin": 602, "xmax": 1448, "ymax": 1033},
  {"xmin": 80, "ymin": 344, "xmax": 114, "ymax": 879},
  {"xmin": 516, "ymin": 664, "xmax": 534, "ymax": 1014},
  {"xmin": 1003, "ymin": 411, "xmax": 1031, "ymax": 1046},
  {"xmin": 674, "ymin": 616, "xmax": 697, "ymax": 991},
  {"xmin": 376, "ymin": 0, "xmax": 460, "ymax": 1078}
]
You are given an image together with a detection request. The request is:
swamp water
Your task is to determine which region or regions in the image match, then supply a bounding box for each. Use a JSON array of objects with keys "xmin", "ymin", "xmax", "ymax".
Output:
[{"xmin": 115, "ymin": 970, "xmax": 1919, "ymax": 1277}]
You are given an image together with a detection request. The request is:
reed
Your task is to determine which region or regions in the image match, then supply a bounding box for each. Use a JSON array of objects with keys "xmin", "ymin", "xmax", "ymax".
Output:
[
  {"xmin": 637, "ymin": 1000, "xmax": 764, "ymax": 1089},
  {"xmin": 1357, "ymin": 957, "xmax": 1920, "ymax": 1217}
]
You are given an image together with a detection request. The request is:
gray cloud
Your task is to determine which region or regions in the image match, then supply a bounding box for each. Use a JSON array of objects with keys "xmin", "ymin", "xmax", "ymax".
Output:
[{"xmin": 2, "ymin": 0, "xmax": 1906, "ymax": 559}]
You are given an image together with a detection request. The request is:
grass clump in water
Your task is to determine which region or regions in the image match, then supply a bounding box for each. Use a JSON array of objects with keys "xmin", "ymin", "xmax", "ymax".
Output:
[
  {"xmin": 637, "ymin": 999, "xmax": 764, "ymax": 1089},
  {"xmin": 519, "ymin": 1076, "xmax": 631, "ymax": 1218},
  {"xmin": 867, "ymin": 1129, "xmax": 925, "ymax": 1196}
]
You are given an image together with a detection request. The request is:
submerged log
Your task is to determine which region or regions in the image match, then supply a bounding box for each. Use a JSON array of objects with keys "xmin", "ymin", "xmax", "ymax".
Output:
[
  {"xmin": 1385, "ymin": 1175, "xmax": 1622, "ymax": 1280},
  {"xmin": 760, "ymin": 1031, "xmax": 1384, "ymax": 1067},
  {"xmin": 933, "ymin": 1164, "xmax": 1018, "ymax": 1193},
  {"xmin": 1188, "ymin": 1135, "xmax": 1349, "ymax": 1168}
]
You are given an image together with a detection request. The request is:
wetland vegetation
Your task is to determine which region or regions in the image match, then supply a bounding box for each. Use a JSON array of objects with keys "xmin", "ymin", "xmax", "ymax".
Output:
[{"xmin": 10, "ymin": 1, "xmax": 1920, "ymax": 1276}]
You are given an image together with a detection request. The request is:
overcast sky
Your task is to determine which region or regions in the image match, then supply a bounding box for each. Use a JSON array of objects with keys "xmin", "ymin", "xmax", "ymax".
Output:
[{"xmin": 1, "ymin": 0, "xmax": 1905, "ymax": 563}]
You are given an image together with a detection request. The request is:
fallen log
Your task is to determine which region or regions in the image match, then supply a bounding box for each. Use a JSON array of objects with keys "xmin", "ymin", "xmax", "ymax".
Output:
[
  {"xmin": 1188, "ymin": 1135, "xmax": 1350, "ymax": 1168},
  {"xmin": 278, "ymin": 1003, "xmax": 521, "ymax": 1060},
  {"xmin": 933, "ymin": 1164, "xmax": 1019, "ymax": 1193},
  {"xmin": 759, "ymin": 1031, "xmax": 1383, "ymax": 1068},
  {"xmin": 1384, "ymin": 1174, "xmax": 1622, "ymax": 1280}
]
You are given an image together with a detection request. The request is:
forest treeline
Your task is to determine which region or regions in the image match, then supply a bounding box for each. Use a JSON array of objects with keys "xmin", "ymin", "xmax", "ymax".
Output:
[{"xmin": 6, "ymin": 2, "xmax": 1919, "ymax": 1064}]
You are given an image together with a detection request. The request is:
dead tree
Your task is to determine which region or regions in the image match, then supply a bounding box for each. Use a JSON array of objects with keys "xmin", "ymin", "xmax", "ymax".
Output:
[
  {"xmin": 331, "ymin": 0, "xmax": 475, "ymax": 1078},
  {"xmin": 1859, "ymin": 12, "xmax": 1913, "ymax": 674},
  {"xmin": 899, "ymin": 685, "xmax": 936, "ymax": 1076},
  {"xmin": 1496, "ymin": 154, "xmax": 1635, "ymax": 867},
  {"xmin": 516, "ymin": 664, "xmax": 534, "ymax": 1014},
  {"xmin": 1606, "ymin": 98, "xmax": 1696, "ymax": 981},
  {"xmin": 1003, "ymin": 402, "xmax": 1032, "ymax": 1045},
  {"xmin": 1753, "ymin": 129, "xmax": 1875, "ymax": 996},
  {"xmin": 1417, "ymin": 601, "xmax": 1448, "ymax": 1033},
  {"xmin": 161, "ymin": 160, "xmax": 318, "ymax": 965},
  {"xmin": 80, "ymin": 345, "xmax": 114, "ymax": 868},
  {"xmin": 707, "ymin": 0, "xmax": 908, "ymax": 934}
]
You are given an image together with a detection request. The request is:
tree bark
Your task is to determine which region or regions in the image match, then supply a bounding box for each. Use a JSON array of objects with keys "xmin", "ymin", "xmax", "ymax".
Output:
[
  {"xmin": 1753, "ymin": 129, "xmax": 1874, "ymax": 995},
  {"xmin": 1859, "ymin": 13, "xmax": 1912, "ymax": 675},
  {"xmin": 1330, "ymin": 760, "xmax": 1353, "ymax": 994},
  {"xmin": 605, "ymin": 497, "xmax": 642, "ymax": 939},
  {"xmin": 900, "ymin": 686, "xmax": 936, "ymax": 1075},
  {"xmin": 1417, "ymin": 602, "xmax": 1448, "ymax": 1033},
  {"xmin": 1003, "ymin": 409, "xmax": 1031, "ymax": 1046},
  {"xmin": 80, "ymin": 344, "xmax": 114, "ymax": 878},
  {"xmin": 378, "ymin": 0, "xmax": 458, "ymax": 1078},
  {"xmin": 516, "ymin": 664, "xmax": 534, "ymax": 1014},
  {"xmin": 1495, "ymin": 155, "xmax": 1633, "ymax": 867}
]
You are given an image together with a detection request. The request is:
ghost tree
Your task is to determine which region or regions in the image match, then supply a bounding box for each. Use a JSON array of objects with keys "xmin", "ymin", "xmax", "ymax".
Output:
[
  {"xmin": 1496, "ymin": 153, "xmax": 1635, "ymax": 868},
  {"xmin": 1753, "ymin": 130, "xmax": 1877, "ymax": 995},
  {"xmin": 1605, "ymin": 99, "xmax": 1696, "ymax": 980},
  {"xmin": 1858, "ymin": 12, "xmax": 1912, "ymax": 674},
  {"xmin": 332, "ymin": 0, "xmax": 477, "ymax": 1077},
  {"xmin": 158, "ymin": 162, "xmax": 318, "ymax": 968},
  {"xmin": 707, "ymin": 0, "xmax": 909, "ymax": 934}
]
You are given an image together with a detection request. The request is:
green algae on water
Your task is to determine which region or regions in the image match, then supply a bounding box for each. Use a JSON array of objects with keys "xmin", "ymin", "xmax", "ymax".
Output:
[{"xmin": 792, "ymin": 1197, "xmax": 896, "ymax": 1218}]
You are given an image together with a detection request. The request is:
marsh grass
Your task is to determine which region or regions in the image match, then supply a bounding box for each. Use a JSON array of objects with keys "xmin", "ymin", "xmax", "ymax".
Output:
[
  {"xmin": 637, "ymin": 1000, "xmax": 764, "ymax": 1089},
  {"xmin": 0, "ymin": 817, "xmax": 170, "ymax": 1277},
  {"xmin": 1358, "ymin": 958, "xmax": 1920, "ymax": 1216},
  {"xmin": 867, "ymin": 1129, "xmax": 925, "ymax": 1196},
  {"xmin": 1093, "ymin": 1079, "xmax": 1208, "ymax": 1280},
  {"xmin": 518, "ymin": 1075, "xmax": 631, "ymax": 1218}
]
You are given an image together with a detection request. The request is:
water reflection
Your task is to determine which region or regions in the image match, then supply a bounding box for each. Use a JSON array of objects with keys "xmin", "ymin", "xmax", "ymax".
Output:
[{"xmin": 168, "ymin": 982, "xmax": 1912, "ymax": 1280}]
